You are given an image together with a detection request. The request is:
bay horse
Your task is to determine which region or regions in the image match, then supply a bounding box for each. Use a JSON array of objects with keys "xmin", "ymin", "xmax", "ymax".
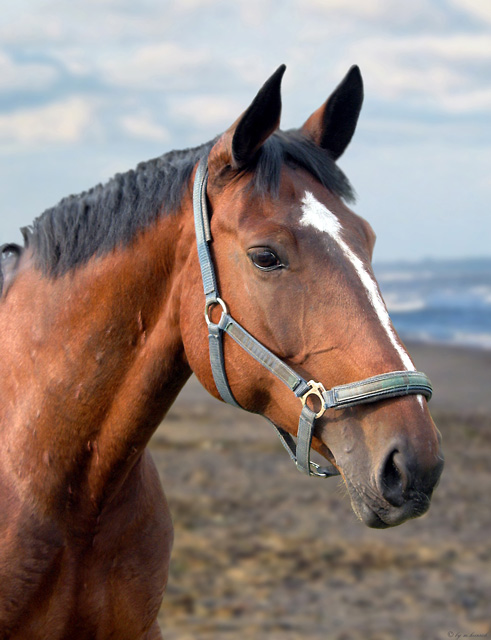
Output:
[{"xmin": 0, "ymin": 65, "xmax": 443, "ymax": 639}]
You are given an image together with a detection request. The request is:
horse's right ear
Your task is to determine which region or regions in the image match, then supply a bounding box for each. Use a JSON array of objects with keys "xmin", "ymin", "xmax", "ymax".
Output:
[
  {"xmin": 302, "ymin": 66, "xmax": 363, "ymax": 160},
  {"xmin": 208, "ymin": 65, "xmax": 285, "ymax": 173}
]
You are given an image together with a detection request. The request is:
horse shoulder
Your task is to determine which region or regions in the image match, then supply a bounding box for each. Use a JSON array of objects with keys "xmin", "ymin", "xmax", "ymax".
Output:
[
  {"xmin": 72, "ymin": 450, "xmax": 173, "ymax": 637},
  {"xmin": 0, "ymin": 475, "xmax": 65, "ymax": 635}
]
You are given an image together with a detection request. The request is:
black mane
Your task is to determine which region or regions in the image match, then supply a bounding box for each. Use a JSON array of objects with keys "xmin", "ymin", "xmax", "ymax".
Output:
[{"xmin": 24, "ymin": 130, "xmax": 354, "ymax": 276}]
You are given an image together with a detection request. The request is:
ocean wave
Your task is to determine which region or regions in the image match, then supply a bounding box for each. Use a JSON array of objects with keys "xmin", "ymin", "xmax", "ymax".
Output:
[
  {"xmin": 430, "ymin": 290, "xmax": 491, "ymax": 309},
  {"xmin": 375, "ymin": 258, "xmax": 491, "ymax": 350},
  {"xmin": 376, "ymin": 270, "xmax": 434, "ymax": 284},
  {"xmin": 399, "ymin": 329, "xmax": 491, "ymax": 351},
  {"xmin": 384, "ymin": 289, "xmax": 491, "ymax": 312},
  {"xmin": 384, "ymin": 296, "xmax": 426, "ymax": 312},
  {"xmin": 470, "ymin": 285, "xmax": 491, "ymax": 304}
]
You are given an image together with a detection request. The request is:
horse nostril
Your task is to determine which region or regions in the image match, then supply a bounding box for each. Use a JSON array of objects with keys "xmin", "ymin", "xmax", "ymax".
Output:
[{"xmin": 379, "ymin": 449, "xmax": 408, "ymax": 507}]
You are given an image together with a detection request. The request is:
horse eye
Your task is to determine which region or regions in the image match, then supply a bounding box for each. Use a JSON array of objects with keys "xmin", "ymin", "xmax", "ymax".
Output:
[{"xmin": 248, "ymin": 248, "xmax": 283, "ymax": 271}]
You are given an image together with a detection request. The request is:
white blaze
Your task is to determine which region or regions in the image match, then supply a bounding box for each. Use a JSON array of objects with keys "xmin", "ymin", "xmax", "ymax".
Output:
[{"xmin": 299, "ymin": 191, "xmax": 416, "ymax": 373}]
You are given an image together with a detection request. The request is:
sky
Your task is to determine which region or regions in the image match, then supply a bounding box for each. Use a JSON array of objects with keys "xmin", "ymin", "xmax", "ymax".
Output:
[{"xmin": 0, "ymin": 0, "xmax": 490, "ymax": 262}]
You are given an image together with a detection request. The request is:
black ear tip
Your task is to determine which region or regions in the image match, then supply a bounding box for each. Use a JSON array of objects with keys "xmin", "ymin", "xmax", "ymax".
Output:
[
  {"xmin": 269, "ymin": 64, "xmax": 287, "ymax": 86},
  {"xmin": 257, "ymin": 65, "xmax": 286, "ymax": 102},
  {"xmin": 347, "ymin": 65, "xmax": 363, "ymax": 86}
]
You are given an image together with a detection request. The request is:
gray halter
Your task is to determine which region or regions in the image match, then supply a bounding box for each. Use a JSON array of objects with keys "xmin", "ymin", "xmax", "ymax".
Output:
[{"xmin": 193, "ymin": 158, "xmax": 432, "ymax": 478}]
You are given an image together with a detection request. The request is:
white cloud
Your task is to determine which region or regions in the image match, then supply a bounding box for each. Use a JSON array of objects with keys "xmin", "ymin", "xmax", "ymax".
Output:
[
  {"xmin": 303, "ymin": 0, "xmax": 393, "ymax": 18},
  {"xmin": 344, "ymin": 34, "xmax": 491, "ymax": 113},
  {"xmin": 0, "ymin": 6, "xmax": 68, "ymax": 47},
  {"xmin": 438, "ymin": 87, "xmax": 491, "ymax": 113},
  {"xmin": 0, "ymin": 51, "xmax": 57, "ymax": 92},
  {"xmin": 167, "ymin": 95, "xmax": 244, "ymax": 129},
  {"xmin": 237, "ymin": 0, "xmax": 277, "ymax": 28},
  {"xmin": 300, "ymin": 0, "xmax": 443, "ymax": 27},
  {"xmin": 369, "ymin": 34, "xmax": 491, "ymax": 62},
  {"xmin": 172, "ymin": 0, "xmax": 224, "ymax": 9},
  {"xmin": 99, "ymin": 42, "xmax": 212, "ymax": 90},
  {"xmin": 448, "ymin": 0, "xmax": 491, "ymax": 24},
  {"xmin": 119, "ymin": 112, "xmax": 170, "ymax": 142},
  {"xmin": 0, "ymin": 97, "xmax": 96, "ymax": 146}
]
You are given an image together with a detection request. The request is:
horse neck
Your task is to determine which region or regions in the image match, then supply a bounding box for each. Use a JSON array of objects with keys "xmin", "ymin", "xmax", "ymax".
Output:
[{"xmin": 0, "ymin": 202, "xmax": 193, "ymax": 512}]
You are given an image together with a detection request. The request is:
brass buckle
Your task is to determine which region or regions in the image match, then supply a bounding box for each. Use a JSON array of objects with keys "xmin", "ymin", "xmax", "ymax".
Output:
[{"xmin": 300, "ymin": 380, "xmax": 328, "ymax": 419}]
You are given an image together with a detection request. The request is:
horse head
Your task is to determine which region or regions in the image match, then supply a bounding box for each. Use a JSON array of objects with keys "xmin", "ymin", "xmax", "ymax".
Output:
[{"xmin": 180, "ymin": 65, "xmax": 443, "ymax": 528}]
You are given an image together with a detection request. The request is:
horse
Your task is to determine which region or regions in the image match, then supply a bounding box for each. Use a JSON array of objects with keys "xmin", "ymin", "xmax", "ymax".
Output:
[{"xmin": 0, "ymin": 64, "xmax": 443, "ymax": 639}]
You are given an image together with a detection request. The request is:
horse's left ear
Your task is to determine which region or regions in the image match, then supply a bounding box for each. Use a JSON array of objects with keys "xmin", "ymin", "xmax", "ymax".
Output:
[
  {"xmin": 302, "ymin": 65, "xmax": 363, "ymax": 160},
  {"xmin": 209, "ymin": 64, "xmax": 285, "ymax": 172}
]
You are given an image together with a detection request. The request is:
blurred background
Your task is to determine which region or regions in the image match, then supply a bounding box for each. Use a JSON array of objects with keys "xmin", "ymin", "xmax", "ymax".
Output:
[{"xmin": 1, "ymin": 1, "xmax": 490, "ymax": 638}]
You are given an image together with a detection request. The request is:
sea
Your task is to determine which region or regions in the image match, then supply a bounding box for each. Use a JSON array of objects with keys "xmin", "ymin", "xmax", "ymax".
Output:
[{"xmin": 373, "ymin": 258, "xmax": 491, "ymax": 352}]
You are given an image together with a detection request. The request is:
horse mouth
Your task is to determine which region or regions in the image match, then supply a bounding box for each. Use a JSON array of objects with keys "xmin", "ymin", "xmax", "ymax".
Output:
[{"xmin": 344, "ymin": 478, "xmax": 432, "ymax": 529}]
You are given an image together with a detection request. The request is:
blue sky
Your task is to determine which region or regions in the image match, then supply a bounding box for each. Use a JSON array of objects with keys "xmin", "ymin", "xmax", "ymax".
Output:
[{"xmin": 0, "ymin": 0, "xmax": 490, "ymax": 262}]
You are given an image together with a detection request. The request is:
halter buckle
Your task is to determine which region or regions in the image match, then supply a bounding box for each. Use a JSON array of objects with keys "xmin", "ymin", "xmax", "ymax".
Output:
[
  {"xmin": 300, "ymin": 380, "xmax": 328, "ymax": 419},
  {"xmin": 204, "ymin": 297, "xmax": 228, "ymax": 327}
]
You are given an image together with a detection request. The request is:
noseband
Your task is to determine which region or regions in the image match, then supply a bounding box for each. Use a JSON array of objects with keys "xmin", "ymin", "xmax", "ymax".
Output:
[{"xmin": 193, "ymin": 158, "xmax": 432, "ymax": 478}]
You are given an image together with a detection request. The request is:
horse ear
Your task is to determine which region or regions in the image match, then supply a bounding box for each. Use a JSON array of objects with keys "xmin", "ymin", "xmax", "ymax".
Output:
[
  {"xmin": 302, "ymin": 65, "xmax": 363, "ymax": 160},
  {"xmin": 210, "ymin": 65, "xmax": 285, "ymax": 171}
]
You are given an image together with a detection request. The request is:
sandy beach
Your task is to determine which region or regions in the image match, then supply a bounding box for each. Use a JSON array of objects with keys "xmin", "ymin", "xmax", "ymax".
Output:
[{"xmin": 150, "ymin": 342, "xmax": 491, "ymax": 640}]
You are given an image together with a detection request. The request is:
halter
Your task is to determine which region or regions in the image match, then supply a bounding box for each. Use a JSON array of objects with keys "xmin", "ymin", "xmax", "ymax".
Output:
[{"xmin": 193, "ymin": 158, "xmax": 432, "ymax": 478}]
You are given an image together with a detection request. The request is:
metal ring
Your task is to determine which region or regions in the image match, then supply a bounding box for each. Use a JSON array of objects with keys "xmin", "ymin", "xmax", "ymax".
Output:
[
  {"xmin": 300, "ymin": 380, "xmax": 328, "ymax": 419},
  {"xmin": 310, "ymin": 462, "xmax": 329, "ymax": 478},
  {"xmin": 204, "ymin": 297, "xmax": 228, "ymax": 326}
]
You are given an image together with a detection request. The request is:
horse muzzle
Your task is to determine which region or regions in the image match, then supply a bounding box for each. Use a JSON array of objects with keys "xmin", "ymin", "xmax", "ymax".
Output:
[{"xmin": 341, "ymin": 440, "xmax": 444, "ymax": 529}]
